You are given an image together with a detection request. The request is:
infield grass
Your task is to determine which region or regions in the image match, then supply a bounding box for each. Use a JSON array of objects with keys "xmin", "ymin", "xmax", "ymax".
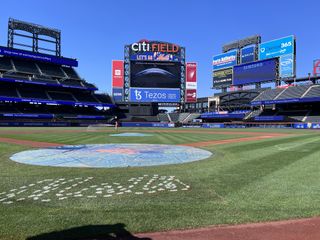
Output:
[{"xmin": 0, "ymin": 127, "xmax": 320, "ymax": 240}]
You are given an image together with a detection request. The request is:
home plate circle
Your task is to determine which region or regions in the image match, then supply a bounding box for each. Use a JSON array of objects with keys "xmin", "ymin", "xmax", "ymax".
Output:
[{"xmin": 10, "ymin": 144, "xmax": 212, "ymax": 168}]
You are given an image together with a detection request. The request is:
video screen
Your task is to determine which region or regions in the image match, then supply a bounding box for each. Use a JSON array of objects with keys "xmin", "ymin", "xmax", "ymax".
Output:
[{"xmin": 130, "ymin": 61, "xmax": 181, "ymax": 88}]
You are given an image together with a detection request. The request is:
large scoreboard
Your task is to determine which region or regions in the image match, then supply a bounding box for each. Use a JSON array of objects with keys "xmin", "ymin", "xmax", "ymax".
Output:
[
  {"xmin": 112, "ymin": 40, "xmax": 197, "ymax": 103},
  {"xmin": 212, "ymin": 35, "xmax": 296, "ymax": 88}
]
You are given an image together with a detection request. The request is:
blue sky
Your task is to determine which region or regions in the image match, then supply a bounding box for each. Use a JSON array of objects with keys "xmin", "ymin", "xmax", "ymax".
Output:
[{"xmin": 1, "ymin": 0, "xmax": 319, "ymax": 97}]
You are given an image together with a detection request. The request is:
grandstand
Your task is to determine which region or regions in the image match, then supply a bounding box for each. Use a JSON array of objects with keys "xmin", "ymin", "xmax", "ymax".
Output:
[{"xmin": 0, "ymin": 19, "xmax": 114, "ymax": 127}]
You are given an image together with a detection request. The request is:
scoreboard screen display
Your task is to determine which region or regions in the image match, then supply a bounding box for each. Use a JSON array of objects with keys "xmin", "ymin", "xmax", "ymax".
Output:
[{"xmin": 130, "ymin": 61, "xmax": 181, "ymax": 89}]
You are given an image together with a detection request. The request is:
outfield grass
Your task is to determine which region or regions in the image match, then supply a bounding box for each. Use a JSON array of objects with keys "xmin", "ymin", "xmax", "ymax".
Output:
[{"xmin": 0, "ymin": 127, "xmax": 320, "ymax": 240}]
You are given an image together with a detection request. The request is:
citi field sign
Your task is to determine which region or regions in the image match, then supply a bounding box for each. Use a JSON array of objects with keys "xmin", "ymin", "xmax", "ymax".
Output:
[{"xmin": 131, "ymin": 40, "xmax": 180, "ymax": 53}]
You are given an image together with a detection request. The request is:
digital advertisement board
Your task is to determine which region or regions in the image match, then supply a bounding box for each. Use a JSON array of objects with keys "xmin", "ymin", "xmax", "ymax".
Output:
[
  {"xmin": 213, "ymin": 68, "xmax": 233, "ymax": 88},
  {"xmin": 259, "ymin": 35, "xmax": 294, "ymax": 60},
  {"xmin": 212, "ymin": 50, "xmax": 238, "ymax": 71},
  {"xmin": 280, "ymin": 54, "xmax": 294, "ymax": 78},
  {"xmin": 130, "ymin": 52, "xmax": 180, "ymax": 62},
  {"xmin": 241, "ymin": 46, "xmax": 255, "ymax": 64},
  {"xmin": 111, "ymin": 60, "xmax": 124, "ymax": 88},
  {"xmin": 259, "ymin": 36, "xmax": 295, "ymax": 78},
  {"xmin": 112, "ymin": 88, "xmax": 123, "ymax": 102},
  {"xmin": 129, "ymin": 88, "xmax": 180, "ymax": 103},
  {"xmin": 130, "ymin": 61, "xmax": 181, "ymax": 88},
  {"xmin": 233, "ymin": 58, "xmax": 278, "ymax": 85},
  {"xmin": 185, "ymin": 62, "xmax": 197, "ymax": 102},
  {"xmin": 314, "ymin": 59, "xmax": 320, "ymax": 76}
]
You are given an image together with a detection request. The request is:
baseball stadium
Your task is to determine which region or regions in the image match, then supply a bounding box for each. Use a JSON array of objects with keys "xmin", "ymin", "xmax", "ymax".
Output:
[{"xmin": 1, "ymin": 2, "xmax": 320, "ymax": 240}]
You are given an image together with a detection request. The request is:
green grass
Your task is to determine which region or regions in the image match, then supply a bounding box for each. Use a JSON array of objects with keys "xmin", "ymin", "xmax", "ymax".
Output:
[{"xmin": 0, "ymin": 127, "xmax": 320, "ymax": 240}]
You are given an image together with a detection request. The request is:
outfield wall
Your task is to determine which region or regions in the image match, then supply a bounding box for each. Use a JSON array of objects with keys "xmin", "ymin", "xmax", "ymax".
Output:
[{"xmin": 120, "ymin": 122, "xmax": 175, "ymax": 128}]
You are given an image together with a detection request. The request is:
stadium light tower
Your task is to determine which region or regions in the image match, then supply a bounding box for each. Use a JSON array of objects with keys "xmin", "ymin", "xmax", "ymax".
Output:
[{"xmin": 7, "ymin": 18, "xmax": 61, "ymax": 56}]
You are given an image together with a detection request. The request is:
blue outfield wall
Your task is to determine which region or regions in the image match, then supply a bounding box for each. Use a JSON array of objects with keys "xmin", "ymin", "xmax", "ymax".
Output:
[
  {"xmin": 201, "ymin": 123, "xmax": 225, "ymax": 128},
  {"xmin": 0, "ymin": 122, "xmax": 71, "ymax": 127},
  {"xmin": 200, "ymin": 113, "xmax": 245, "ymax": 119},
  {"xmin": 254, "ymin": 116, "xmax": 285, "ymax": 121},
  {"xmin": 120, "ymin": 122, "xmax": 175, "ymax": 128},
  {"xmin": 294, "ymin": 123, "xmax": 320, "ymax": 129}
]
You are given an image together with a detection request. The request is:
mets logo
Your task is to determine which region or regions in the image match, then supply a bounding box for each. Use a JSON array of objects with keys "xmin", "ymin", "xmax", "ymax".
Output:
[{"xmin": 96, "ymin": 148, "xmax": 139, "ymax": 154}]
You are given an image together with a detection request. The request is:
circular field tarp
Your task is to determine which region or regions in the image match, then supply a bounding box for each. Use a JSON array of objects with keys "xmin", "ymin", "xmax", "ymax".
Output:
[{"xmin": 10, "ymin": 144, "xmax": 212, "ymax": 168}]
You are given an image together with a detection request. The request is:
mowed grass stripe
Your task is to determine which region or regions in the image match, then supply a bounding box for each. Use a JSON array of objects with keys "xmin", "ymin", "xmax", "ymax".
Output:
[
  {"xmin": 212, "ymin": 135, "xmax": 320, "ymax": 196},
  {"xmin": 0, "ymin": 131, "xmax": 247, "ymax": 146},
  {"xmin": 1, "ymin": 127, "xmax": 320, "ymax": 239}
]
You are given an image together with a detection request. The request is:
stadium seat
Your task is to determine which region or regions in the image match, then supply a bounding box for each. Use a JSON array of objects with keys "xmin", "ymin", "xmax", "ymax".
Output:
[
  {"xmin": 12, "ymin": 59, "xmax": 40, "ymax": 75},
  {"xmin": 0, "ymin": 57, "xmax": 13, "ymax": 71},
  {"xmin": 37, "ymin": 62, "xmax": 66, "ymax": 78}
]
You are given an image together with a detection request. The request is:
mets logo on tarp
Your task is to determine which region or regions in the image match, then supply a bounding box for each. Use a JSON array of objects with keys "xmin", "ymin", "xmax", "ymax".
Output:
[{"xmin": 96, "ymin": 148, "xmax": 139, "ymax": 154}]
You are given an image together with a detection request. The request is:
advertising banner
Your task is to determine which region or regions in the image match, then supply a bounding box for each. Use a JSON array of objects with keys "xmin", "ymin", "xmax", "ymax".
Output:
[
  {"xmin": 241, "ymin": 46, "xmax": 255, "ymax": 64},
  {"xmin": 280, "ymin": 54, "xmax": 294, "ymax": 78},
  {"xmin": 112, "ymin": 60, "xmax": 124, "ymax": 88},
  {"xmin": 130, "ymin": 52, "xmax": 180, "ymax": 62},
  {"xmin": 233, "ymin": 58, "xmax": 278, "ymax": 85},
  {"xmin": 213, "ymin": 67, "xmax": 233, "ymax": 88},
  {"xmin": 313, "ymin": 59, "xmax": 320, "ymax": 76},
  {"xmin": 259, "ymin": 35, "xmax": 294, "ymax": 60},
  {"xmin": 185, "ymin": 62, "xmax": 197, "ymax": 102},
  {"xmin": 212, "ymin": 50, "xmax": 238, "ymax": 71},
  {"xmin": 112, "ymin": 88, "xmax": 123, "ymax": 102},
  {"xmin": 121, "ymin": 122, "xmax": 175, "ymax": 128},
  {"xmin": 186, "ymin": 89, "xmax": 197, "ymax": 102},
  {"xmin": 130, "ymin": 88, "xmax": 180, "ymax": 103},
  {"xmin": 186, "ymin": 62, "xmax": 197, "ymax": 83},
  {"xmin": 0, "ymin": 46, "xmax": 78, "ymax": 67}
]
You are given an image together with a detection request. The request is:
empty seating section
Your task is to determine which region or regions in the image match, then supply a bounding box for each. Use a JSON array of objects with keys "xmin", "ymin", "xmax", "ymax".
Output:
[
  {"xmin": 0, "ymin": 86, "xmax": 18, "ymax": 97},
  {"xmin": 303, "ymin": 85, "xmax": 320, "ymax": 98},
  {"xmin": 178, "ymin": 113, "xmax": 190, "ymax": 122},
  {"xmin": 253, "ymin": 88, "xmax": 284, "ymax": 101},
  {"xmin": 185, "ymin": 113, "xmax": 201, "ymax": 123},
  {"xmin": 259, "ymin": 110, "xmax": 277, "ymax": 116},
  {"xmin": 277, "ymin": 85, "xmax": 310, "ymax": 99},
  {"xmin": 0, "ymin": 58, "xmax": 13, "ymax": 71},
  {"xmin": 18, "ymin": 87, "xmax": 49, "ymax": 99},
  {"xmin": 169, "ymin": 113, "xmax": 179, "ymax": 122},
  {"xmin": 12, "ymin": 59, "xmax": 40, "ymax": 75},
  {"xmin": 37, "ymin": 62, "xmax": 65, "ymax": 78},
  {"xmin": 305, "ymin": 111, "xmax": 320, "ymax": 122},
  {"xmin": 32, "ymin": 76, "xmax": 59, "ymax": 84},
  {"xmin": 137, "ymin": 116, "xmax": 159, "ymax": 122},
  {"xmin": 82, "ymin": 82, "xmax": 97, "ymax": 88},
  {"xmin": 94, "ymin": 94, "xmax": 112, "ymax": 103},
  {"xmin": 277, "ymin": 110, "xmax": 308, "ymax": 122},
  {"xmin": 61, "ymin": 79, "xmax": 83, "ymax": 87},
  {"xmin": 62, "ymin": 67, "xmax": 80, "ymax": 79},
  {"xmin": 158, "ymin": 113, "xmax": 170, "ymax": 122},
  {"xmin": 48, "ymin": 91, "xmax": 75, "ymax": 101},
  {"xmin": 2, "ymin": 73, "xmax": 30, "ymax": 81},
  {"xmin": 73, "ymin": 92, "xmax": 97, "ymax": 102},
  {"xmin": 252, "ymin": 85, "xmax": 320, "ymax": 104}
]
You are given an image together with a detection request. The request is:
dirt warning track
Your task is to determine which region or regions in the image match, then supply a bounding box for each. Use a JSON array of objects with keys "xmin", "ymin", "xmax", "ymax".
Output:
[{"xmin": 136, "ymin": 217, "xmax": 320, "ymax": 240}]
